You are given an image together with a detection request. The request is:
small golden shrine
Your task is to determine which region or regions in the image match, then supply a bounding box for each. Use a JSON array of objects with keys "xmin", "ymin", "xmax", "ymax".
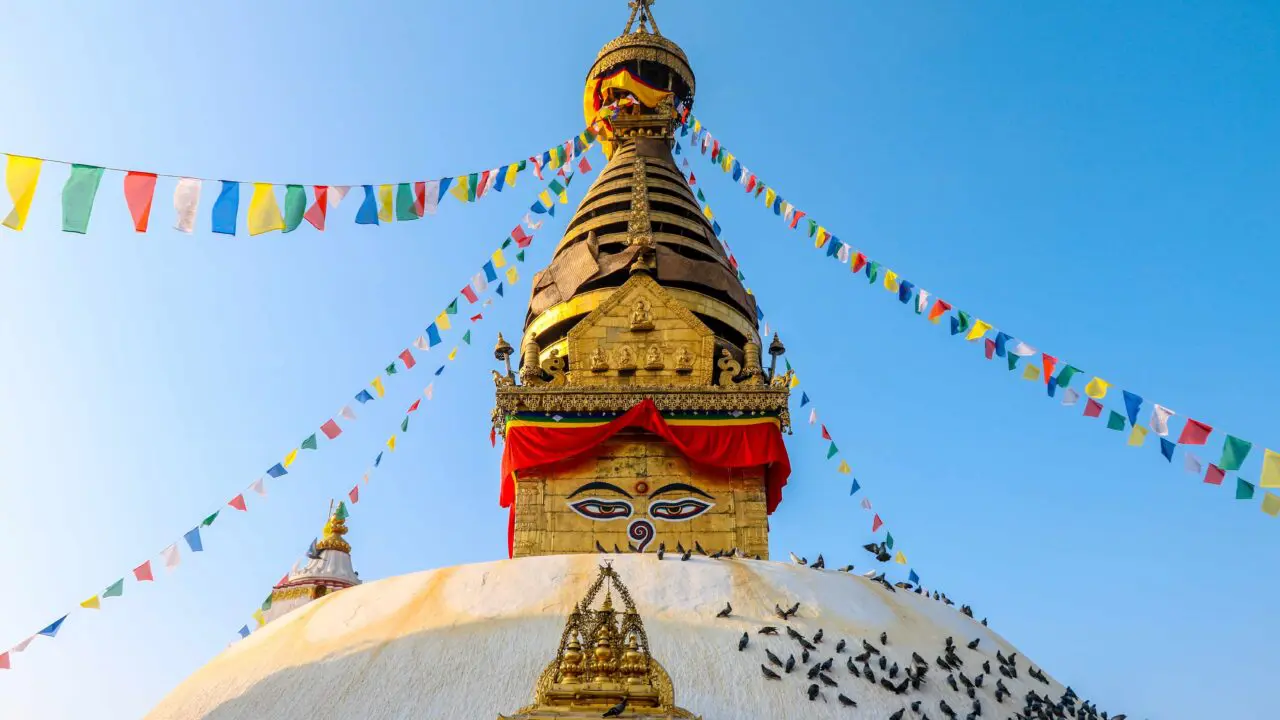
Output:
[
  {"xmin": 499, "ymin": 563, "xmax": 700, "ymax": 720},
  {"xmin": 493, "ymin": 0, "xmax": 792, "ymax": 561}
]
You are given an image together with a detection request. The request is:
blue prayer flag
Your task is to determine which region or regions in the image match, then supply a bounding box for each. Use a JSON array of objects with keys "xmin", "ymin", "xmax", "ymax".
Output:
[
  {"xmin": 1123, "ymin": 390, "xmax": 1143, "ymax": 427},
  {"xmin": 38, "ymin": 615, "xmax": 68, "ymax": 638},
  {"xmin": 1046, "ymin": 378, "xmax": 1057, "ymax": 398},
  {"xmin": 495, "ymin": 282, "xmax": 505, "ymax": 297},
  {"xmin": 266, "ymin": 463, "xmax": 288, "ymax": 478},
  {"xmin": 826, "ymin": 240, "xmax": 841, "ymax": 258},
  {"xmin": 908, "ymin": 570, "xmax": 920, "ymax": 584},
  {"xmin": 731, "ymin": 162, "xmax": 742, "ymax": 181},
  {"xmin": 950, "ymin": 316, "xmax": 962, "ymax": 335},
  {"xmin": 355, "ymin": 389, "xmax": 374, "ymax": 404},
  {"xmin": 374, "ymin": 451, "xmax": 383, "ymax": 468},
  {"xmin": 898, "ymin": 281, "xmax": 915, "ymax": 304},
  {"xmin": 482, "ymin": 261, "xmax": 498, "ymax": 283},
  {"xmin": 800, "ymin": 392, "xmax": 810, "ymax": 407},
  {"xmin": 238, "ymin": 625, "xmax": 251, "ymax": 638},
  {"xmin": 211, "ymin": 181, "xmax": 239, "ymax": 235},
  {"xmin": 435, "ymin": 365, "xmax": 445, "ymax": 376},
  {"xmin": 772, "ymin": 196, "xmax": 782, "ymax": 215},
  {"xmin": 184, "ymin": 527, "xmax": 203, "ymax": 552},
  {"xmin": 426, "ymin": 323, "xmax": 442, "ymax": 347},
  {"xmin": 438, "ymin": 177, "xmax": 452, "ymax": 200},
  {"xmin": 711, "ymin": 220, "xmax": 722, "ymax": 236},
  {"xmin": 493, "ymin": 166, "xmax": 508, "ymax": 192},
  {"xmin": 355, "ymin": 185, "xmax": 379, "ymax": 225},
  {"xmin": 1160, "ymin": 438, "xmax": 1176, "ymax": 462},
  {"xmin": 755, "ymin": 305, "xmax": 764, "ymax": 322},
  {"xmin": 993, "ymin": 331, "xmax": 1011, "ymax": 358},
  {"xmin": 849, "ymin": 478, "xmax": 860, "ymax": 495}
]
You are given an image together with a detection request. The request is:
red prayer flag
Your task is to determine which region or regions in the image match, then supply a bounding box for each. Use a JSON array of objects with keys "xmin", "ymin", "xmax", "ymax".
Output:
[
  {"xmin": 711, "ymin": 140, "xmax": 720, "ymax": 161},
  {"xmin": 1204, "ymin": 464, "xmax": 1225, "ymax": 485},
  {"xmin": 1042, "ymin": 354, "xmax": 1057, "ymax": 385},
  {"xmin": 745, "ymin": 175, "xmax": 757, "ymax": 193},
  {"xmin": 927, "ymin": 299, "xmax": 952, "ymax": 323},
  {"xmin": 984, "ymin": 339, "xmax": 996, "ymax": 360},
  {"xmin": 321, "ymin": 419, "xmax": 342, "ymax": 440},
  {"xmin": 530, "ymin": 156, "xmax": 543, "ymax": 180},
  {"xmin": 1177, "ymin": 418, "xmax": 1213, "ymax": 445},
  {"xmin": 304, "ymin": 186, "xmax": 328, "ymax": 231},
  {"xmin": 1084, "ymin": 399, "xmax": 1103, "ymax": 417},
  {"xmin": 123, "ymin": 171, "xmax": 158, "ymax": 232},
  {"xmin": 276, "ymin": 573, "xmax": 290, "ymax": 587},
  {"xmin": 0, "ymin": 651, "xmax": 10, "ymax": 670},
  {"xmin": 490, "ymin": 427, "xmax": 497, "ymax": 447},
  {"xmin": 477, "ymin": 170, "xmax": 492, "ymax": 198},
  {"xmin": 851, "ymin": 252, "xmax": 867, "ymax": 273},
  {"xmin": 470, "ymin": 313, "xmax": 483, "ymax": 322},
  {"xmin": 578, "ymin": 156, "xmax": 592, "ymax": 174},
  {"xmin": 228, "ymin": 494, "xmax": 247, "ymax": 512},
  {"xmin": 133, "ymin": 561, "xmax": 154, "ymax": 582},
  {"xmin": 821, "ymin": 424, "xmax": 831, "ymax": 441},
  {"xmin": 511, "ymin": 224, "xmax": 533, "ymax": 248},
  {"xmin": 349, "ymin": 485, "xmax": 359, "ymax": 504},
  {"xmin": 789, "ymin": 210, "xmax": 806, "ymax": 229},
  {"xmin": 398, "ymin": 349, "xmax": 416, "ymax": 369},
  {"xmin": 413, "ymin": 181, "xmax": 426, "ymax": 216},
  {"xmin": 460, "ymin": 285, "xmax": 479, "ymax": 303},
  {"xmin": 871, "ymin": 514, "xmax": 883, "ymax": 532},
  {"xmin": 407, "ymin": 399, "xmax": 421, "ymax": 413}
]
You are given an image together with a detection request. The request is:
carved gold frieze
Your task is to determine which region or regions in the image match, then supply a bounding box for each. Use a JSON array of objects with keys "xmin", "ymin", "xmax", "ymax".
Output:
[{"xmin": 493, "ymin": 386, "xmax": 792, "ymax": 436}]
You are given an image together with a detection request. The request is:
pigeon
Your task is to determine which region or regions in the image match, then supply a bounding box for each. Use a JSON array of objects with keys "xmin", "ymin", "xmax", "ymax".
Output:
[
  {"xmin": 695, "ymin": 541, "xmax": 707, "ymax": 555},
  {"xmin": 765, "ymin": 649, "xmax": 783, "ymax": 667},
  {"xmin": 613, "ymin": 544, "xmax": 622, "ymax": 554},
  {"xmin": 880, "ymin": 631, "xmax": 889, "ymax": 646},
  {"xmin": 775, "ymin": 604, "xmax": 789, "ymax": 620},
  {"xmin": 881, "ymin": 678, "xmax": 898, "ymax": 693},
  {"xmin": 939, "ymin": 699, "xmax": 957, "ymax": 719},
  {"xmin": 838, "ymin": 565, "xmax": 854, "ymax": 572},
  {"xmin": 820, "ymin": 673, "xmax": 839, "ymax": 688},
  {"xmin": 602, "ymin": 697, "xmax": 628, "ymax": 717},
  {"xmin": 716, "ymin": 602, "xmax": 732, "ymax": 618},
  {"xmin": 912, "ymin": 652, "xmax": 927, "ymax": 667},
  {"xmin": 785, "ymin": 655, "xmax": 796, "ymax": 673},
  {"xmin": 973, "ymin": 673, "xmax": 983, "ymax": 688},
  {"xmin": 855, "ymin": 651, "xmax": 871, "ymax": 663},
  {"xmin": 862, "ymin": 663, "xmax": 876, "ymax": 683},
  {"xmin": 758, "ymin": 626, "xmax": 779, "ymax": 635},
  {"xmin": 936, "ymin": 656, "xmax": 951, "ymax": 672},
  {"xmin": 785, "ymin": 602, "xmax": 801, "ymax": 618},
  {"xmin": 967, "ymin": 638, "xmax": 980, "ymax": 650},
  {"xmin": 802, "ymin": 649, "xmax": 810, "ymax": 664},
  {"xmin": 889, "ymin": 710, "xmax": 904, "ymax": 720},
  {"xmin": 888, "ymin": 662, "xmax": 899, "ymax": 679},
  {"xmin": 982, "ymin": 660, "xmax": 991, "ymax": 674},
  {"xmin": 836, "ymin": 639, "xmax": 847, "ymax": 653},
  {"xmin": 947, "ymin": 674, "xmax": 959, "ymax": 691},
  {"xmin": 628, "ymin": 542, "xmax": 639, "ymax": 553},
  {"xmin": 798, "ymin": 636, "xmax": 817, "ymax": 651},
  {"xmin": 680, "ymin": 549, "xmax": 692, "ymax": 561},
  {"xmin": 959, "ymin": 672, "xmax": 972, "ymax": 689},
  {"xmin": 738, "ymin": 632, "xmax": 748, "ymax": 651},
  {"xmin": 789, "ymin": 552, "xmax": 808, "ymax": 566},
  {"xmin": 911, "ymin": 701, "xmax": 922, "ymax": 712},
  {"xmin": 812, "ymin": 554, "xmax": 825, "ymax": 569},
  {"xmin": 786, "ymin": 626, "xmax": 804, "ymax": 641},
  {"xmin": 657, "ymin": 542, "xmax": 665, "ymax": 560},
  {"xmin": 814, "ymin": 629, "xmax": 824, "ymax": 644},
  {"xmin": 862, "ymin": 640, "xmax": 881, "ymax": 655},
  {"xmin": 822, "ymin": 657, "xmax": 835, "ymax": 672},
  {"xmin": 879, "ymin": 655, "xmax": 887, "ymax": 670},
  {"xmin": 837, "ymin": 694, "xmax": 857, "ymax": 707},
  {"xmin": 761, "ymin": 664, "xmax": 781, "ymax": 680},
  {"xmin": 846, "ymin": 656, "xmax": 858, "ymax": 674},
  {"xmin": 807, "ymin": 683, "xmax": 821, "ymax": 701},
  {"xmin": 677, "ymin": 542, "xmax": 685, "ymax": 554},
  {"xmin": 808, "ymin": 663, "xmax": 822, "ymax": 680},
  {"xmin": 596, "ymin": 540, "xmax": 608, "ymax": 553}
]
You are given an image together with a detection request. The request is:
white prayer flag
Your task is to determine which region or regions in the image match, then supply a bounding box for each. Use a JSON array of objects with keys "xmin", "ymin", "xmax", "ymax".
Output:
[
  {"xmin": 12, "ymin": 636, "xmax": 34, "ymax": 653},
  {"xmin": 162, "ymin": 543, "xmax": 181, "ymax": 570},
  {"xmin": 483, "ymin": 298, "xmax": 493, "ymax": 307},
  {"xmin": 860, "ymin": 498, "xmax": 872, "ymax": 510},
  {"xmin": 1011, "ymin": 342, "xmax": 1037, "ymax": 357},
  {"xmin": 837, "ymin": 244, "xmax": 851, "ymax": 264},
  {"xmin": 362, "ymin": 471, "xmax": 370, "ymax": 485},
  {"xmin": 250, "ymin": 478, "xmax": 267, "ymax": 496},
  {"xmin": 916, "ymin": 289, "xmax": 931, "ymax": 314},
  {"xmin": 1061, "ymin": 388, "xmax": 1080, "ymax": 406},
  {"xmin": 808, "ymin": 409, "xmax": 817, "ymax": 424},
  {"xmin": 472, "ymin": 273, "xmax": 488, "ymax": 293},
  {"xmin": 172, "ymin": 178, "xmax": 202, "ymax": 233},
  {"xmin": 1184, "ymin": 451, "xmax": 1203, "ymax": 475},
  {"xmin": 340, "ymin": 405, "xmax": 357, "ymax": 421},
  {"xmin": 413, "ymin": 335, "xmax": 429, "ymax": 351},
  {"xmin": 481, "ymin": 168, "xmax": 500, "ymax": 197},
  {"xmin": 1150, "ymin": 404, "xmax": 1176, "ymax": 436},
  {"xmin": 328, "ymin": 185, "xmax": 350, "ymax": 208},
  {"xmin": 421, "ymin": 181, "xmax": 440, "ymax": 215},
  {"xmin": 425, "ymin": 383, "xmax": 434, "ymax": 400}
]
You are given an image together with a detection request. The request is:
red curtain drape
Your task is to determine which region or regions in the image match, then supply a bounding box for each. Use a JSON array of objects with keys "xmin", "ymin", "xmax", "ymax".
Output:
[{"xmin": 499, "ymin": 399, "xmax": 791, "ymax": 556}]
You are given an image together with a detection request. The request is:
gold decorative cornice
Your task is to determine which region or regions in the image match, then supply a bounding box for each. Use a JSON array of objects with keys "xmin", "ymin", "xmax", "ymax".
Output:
[{"xmin": 494, "ymin": 386, "xmax": 791, "ymax": 436}]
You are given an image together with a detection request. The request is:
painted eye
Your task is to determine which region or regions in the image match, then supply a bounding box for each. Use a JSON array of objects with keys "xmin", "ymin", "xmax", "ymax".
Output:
[
  {"xmin": 648, "ymin": 498, "xmax": 713, "ymax": 522},
  {"xmin": 568, "ymin": 498, "xmax": 633, "ymax": 521}
]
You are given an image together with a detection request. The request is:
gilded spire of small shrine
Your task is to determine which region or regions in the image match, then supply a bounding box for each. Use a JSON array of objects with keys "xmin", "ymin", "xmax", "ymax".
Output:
[
  {"xmin": 623, "ymin": 0, "xmax": 662, "ymax": 36},
  {"xmin": 315, "ymin": 501, "xmax": 351, "ymax": 554}
]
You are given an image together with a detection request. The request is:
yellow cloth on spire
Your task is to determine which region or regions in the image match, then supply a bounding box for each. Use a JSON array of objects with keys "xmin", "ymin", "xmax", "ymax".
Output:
[
  {"xmin": 1262, "ymin": 492, "xmax": 1280, "ymax": 517},
  {"xmin": 1261, "ymin": 448, "xmax": 1280, "ymax": 488},
  {"xmin": 377, "ymin": 184, "xmax": 394, "ymax": 222},
  {"xmin": 386, "ymin": 434, "xmax": 397, "ymax": 452},
  {"xmin": 3, "ymin": 155, "xmax": 42, "ymax": 231},
  {"xmin": 247, "ymin": 183, "xmax": 285, "ymax": 235},
  {"xmin": 283, "ymin": 448, "xmax": 299, "ymax": 468},
  {"xmin": 448, "ymin": 347, "xmax": 458, "ymax": 361},
  {"xmin": 506, "ymin": 266, "xmax": 519, "ymax": 284},
  {"xmin": 80, "ymin": 596, "xmax": 100, "ymax": 610},
  {"xmin": 491, "ymin": 249, "xmax": 507, "ymax": 268},
  {"xmin": 1085, "ymin": 377, "xmax": 1110, "ymax": 399},
  {"xmin": 966, "ymin": 320, "xmax": 993, "ymax": 342},
  {"xmin": 582, "ymin": 67, "xmax": 674, "ymax": 158},
  {"xmin": 1128, "ymin": 425, "xmax": 1149, "ymax": 447},
  {"xmin": 894, "ymin": 551, "xmax": 907, "ymax": 565},
  {"xmin": 837, "ymin": 460, "xmax": 851, "ymax": 474},
  {"xmin": 449, "ymin": 176, "xmax": 470, "ymax": 204},
  {"xmin": 371, "ymin": 376, "xmax": 385, "ymax": 398},
  {"xmin": 1022, "ymin": 364, "xmax": 1041, "ymax": 381},
  {"xmin": 435, "ymin": 311, "xmax": 451, "ymax": 331},
  {"xmin": 883, "ymin": 270, "xmax": 899, "ymax": 292}
]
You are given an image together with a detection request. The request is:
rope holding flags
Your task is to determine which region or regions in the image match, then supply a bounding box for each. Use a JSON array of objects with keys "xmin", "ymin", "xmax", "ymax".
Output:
[{"xmin": 680, "ymin": 113, "xmax": 1280, "ymax": 520}]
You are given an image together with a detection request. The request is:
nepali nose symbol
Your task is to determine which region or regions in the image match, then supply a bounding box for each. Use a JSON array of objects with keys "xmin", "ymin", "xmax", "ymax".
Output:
[{"xmin": 628, "ymin": 519, "xmax": 655, "ymax": 552}]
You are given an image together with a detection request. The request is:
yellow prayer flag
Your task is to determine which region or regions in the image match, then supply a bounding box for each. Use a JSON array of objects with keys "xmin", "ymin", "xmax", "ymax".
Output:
[
  {"xmin": 1085, "ymin": 377, "xmax": 1110, "ymax": 399},
  {"xmin": 491, "ymin": 249, "xmax": 507, "ymax": 268},
  {"xmin": 837, "ymin": 460, "xmax": 851, "ymax": 474},
  {"xmin": 556, "ymin": 187, "xmax": 568, "ymax": 204},
  {"xmin": 504, "ymin": 164, "xmax": 519, "ymax": 187},
  {"xmin": 815, "ymin": 227, "xmax": 829, "ymax": 249},
  {"xmin": 252, "ymin": 609, "xmax": 266, "ymax": 627},
  {"xmin": 1261, "ymin": 448, "xmax": 1280, "ymax": 489},
  {"xmin": 693, "ymin": 119, "xmax": 701, "ymax": 133},
  {"xmin": 450, "ymin": 176, "xmax": 470, "ymax": 203},
  {"xmin": 883, "ymin": 270, "xmax": 899, "ymax": 293},
  {"xmin": 538, "ymin": 190, "xmax": 553, "ymax": 209},
  {"xmin": 1127, "ymin": 425, "xmax": 1148, "ymax": 447},
  {"xmin": 1022, "ymin": 364, "xmax": 1041, "ymax": 381},
  {"xmin": 966, "ymin": 320, "xmax": 993, "ymax": 342},
  {"xmin": 377, "ymin": 184, "xmax": 394, "ymax": 222},
  {"xmin": 283, "ymin": 448, "xmax": 299, "ymax": 468},
  {"xmin": 765, "ymin": 188, "xmax": 776, "ymax": 208},
  {"xmin": 3, "ymin": 155, "xmax": 43, "ymax": 231},
  {"xmin": 894, "ymin": 551, "xmax": 907, "ymax": 565},
  {"xmin": 702, "ymin": 205, "xmax": 714, "ymax": 221},
  {"xmin": 789, "ymin": 373, "xmax": 800, "ymax": 388},
  {"xmin": 80, "ymin": 595, "xmax": 101, "ymax": 610},
  {"xmin": 246, "ymin": 183, "xmax": 285, "ymax": 235},
  {"xmin": 435, "ymin": 311, "xmax": 451, "ymax": 331},
  {"xmin": 387, "ymin": 434, "xmax": 397, "ymax": 452},
  {"xmin": 506, "ymin": 266, "xmax": 519, "ymax": 285},
  {"xmin": 448, "ymin": 347, "xmax": 458, "ymax": 361},
  {"xmin": 723, "ymin": 152, "xmax": 734, "ymax": 171},
  {"xmin": 371, "ymin": 376, "xmax": 385, "ymax": 398},
  {"xmin": 1262, "ymin": 492, "xmax": 1280, "ymax": 517}
]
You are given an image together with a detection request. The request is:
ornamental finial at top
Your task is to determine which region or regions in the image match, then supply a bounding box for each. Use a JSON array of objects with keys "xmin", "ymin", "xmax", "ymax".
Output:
[{"xmin": 623, "ymin": 0, "xmax": 661, "ymax": 36}]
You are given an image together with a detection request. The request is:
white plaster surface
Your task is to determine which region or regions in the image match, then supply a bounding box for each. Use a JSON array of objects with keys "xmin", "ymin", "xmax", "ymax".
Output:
[{"xmin": 149, "ymin": 554, "xmax": 1067, "ymax": 719}]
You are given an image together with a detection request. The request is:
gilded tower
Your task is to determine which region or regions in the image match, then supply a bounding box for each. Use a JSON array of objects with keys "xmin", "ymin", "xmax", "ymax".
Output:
[{"xmin": 494, "ymin": 0, "xmax": 792, "ymax": 560}]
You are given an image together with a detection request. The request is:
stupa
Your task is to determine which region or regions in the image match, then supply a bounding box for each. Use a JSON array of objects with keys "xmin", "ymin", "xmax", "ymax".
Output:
[
  {"xmin": 260, "ymin": 502, "xmax": 360, "ymax": 626},
  {"xmin": 148, "ymin": 3, "xmax": 1099, "ymax": 718}
]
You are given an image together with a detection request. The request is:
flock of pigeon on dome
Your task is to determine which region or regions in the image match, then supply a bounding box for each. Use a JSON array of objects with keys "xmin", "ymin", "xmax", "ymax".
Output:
[{"xmin": 593, "ymin": 540, "xmax": 1132, "ymax": 720}]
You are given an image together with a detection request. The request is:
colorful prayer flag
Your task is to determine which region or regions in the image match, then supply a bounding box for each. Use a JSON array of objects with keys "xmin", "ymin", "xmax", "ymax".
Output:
[
  {"xmin": 1127, "ymin": 425, "xmax": 1148, "ymax": 446},
  {"xmin": 1262, "ymin": 492, "xmax": 1280, "ymax": 517},
  {"xmin": 826, "ymin": 442, "xmax": 838, "ymax": 459},
  {"xmin": 133, "ymin": 561, "xmax": 154, "ymax": 582},
  {"xmin": 122, "ymin": 171, "xmax": 158, "ymax": 232},
  {"xmin": 2, "ymin": 155, "xmax": 42, "ymax": 231},
  {"xmin": 266, "ymin": 462, "xmax": 287, "ymax": 478},
  {"xmin": 1084, "ymin": 377, "xmax": 1109, "ymax": 399},
  {"xmin": 283, "ymin": 449, "xmax": 298, "ymax": 468},
  {"xmin": 1219, "ymin": 435, "xmax": 1252, "ymax": 472},
  {"xmin": 103, "ymin": 579, "xmax": 124, "ymax": 598},
  {"xmin": 837, "ymin": 460, "xmax": 851, "ymax": 474},
  {"xmin": 211, "ymin": 181, "xmax": 239, "ymax": 235},
  {"xmin": 1261, "ymin": 449, "xmax": 1280, "ymax": 489},
  {"xmin": 387, "ymin": 435, "xmax": 396, "ymax": 452},
  {"xmin": 355, "ymin": 185, "xmax": 379, "ymax": 225},
  {"xmin": 966, "ymin": 320, "xmax": 992, "ymax": 342},
  {"xmin": 371, "ymin": 376, "xmax": 385, "ymax": 398},
  {"xmin": 184, "ymin": 527, "xmax": 203, "ymax": 552},
  {"xmin": 247, "ymin": 183, "xmax": 285, "ymax": 235},
  {"xmin": 1150, "ymin": 404, "xmax": 1176, "ymax": 436},
  {"xmin": 1237, "ymin": 478, "xmax": 1255, "ymax": 500},
  {"xmin": 1204, "ymin": 464, "xmax": 1225, "ymax": 485},
  {"xmin": 1062, "ymin": 388, "xmax": 1080, "ymax": 406},
  {"xmin": 59, "ymin": 164, "xmax": 105, "ymax": 234},
  {"xmin": 283, "ymin": 185, "xmax": 306, "ymax": 232},
  {"xmin": 849, "ymin": 478, "xmax": 860, "ymax": 495},
  {"xmin": 894, "ymin": 551, "xmax": 906, "ymax": 565},
  {"xmin": 80, "ymin": 595, "xmax": 101, "ymax": 610},
  {"xmin": 1184, "ymin": 452, "xmax": 1203, "ymax": 475},
  {"xmin": 349, "ymin": 485, "xmax": 360, "ymax": 504},
  {"xmin": 1084, "ymin": 398, "xmax": 1103, "ymax": 417},
  {"xmin": 1106, "ymin": 411, "xmax": 1126, "ymax": 431},
  {"xmin": 1178, "ymin": 418, "xmax": 1213, "ymax": 445},
  {"xmin": 173, "ymin": 177, "xmax": 201, "ymax": 233},
  {"xmin": 162, "ymin": 543, "xmax": 181, "ymax": 569},
  {"xmin": 38, "ymin": 616, "xmax": 67, "ymax": 638},
  {"xmin": 1021, "ymin": 364, "xmax": 1040, "ymax": 381},
  {"xmin": 872, "ymin": 514, "xmax": 883, "ymax": 532},
  {"xmin": 228, "ymin": 494, "xmax": 247, "ymax": 511},
  {"xmin": 303, "ymin": 185, "xmax": 329, "ymax": 230},
  {"xmin": 1160, "ymin": 438, "xmax": 1176, "ymax": 462},
  {"xmin": 301, "ymin": 433, "xmax": 318, "ymax": 450}
]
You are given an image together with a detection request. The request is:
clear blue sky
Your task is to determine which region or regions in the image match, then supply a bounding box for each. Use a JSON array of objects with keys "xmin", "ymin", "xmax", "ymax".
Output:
[{"xmin": 1, "ymin": 2, "xmax": 1276, "ymax": 718}]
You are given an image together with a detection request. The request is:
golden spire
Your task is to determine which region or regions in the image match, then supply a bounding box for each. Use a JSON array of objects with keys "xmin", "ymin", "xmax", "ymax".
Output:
[
  {"xmin": 623, "ymin": 0, "xmax": 661, "ymax": 36},
  {"xmin": 315, "ymin": 501, "xmax": 351, "ymax": 554}
]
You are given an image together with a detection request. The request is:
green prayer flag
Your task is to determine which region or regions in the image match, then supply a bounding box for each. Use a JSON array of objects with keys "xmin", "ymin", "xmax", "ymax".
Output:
[
  {"xmin": 826, "ymin": 442, "xmax": 838, "ymax": 459},
  {"xmin": 696, "ymin": 189, "xmax": 706, "ymax": 202},
  {"xmin": 395, "ymin": 183, "xmax": 419, "ymax": 221},
  {"xmin": 501, "ymin": 238, "xmax": 513, "ymax": 249},
  {"xmin": 956, "ymin": 311, "xmax": 972, "ymax": 334},
  {"xmin": 886, "ymin": 532, "xmax": 894, "ymax": 550},
  {"xmin": 1057, "ymin": 365, "xmax": 1082, "ymax": 388},
  {"xmin": 301, "ymin": 434, "xmax": 318, "ymax": 450},
  {"xmin": 385, "ymin": 362, "xmax": 398, "ymax": 375},
  {"xmin": 807, "ymin": 218, "xmax": 817, "ymax": 238},
  {"xmin": 400, "ymin": 416, "xmax": 409, "ymax": 432},
  {"xmin": 518, "ymin": 159, "xmax": 528, "ymax": 171},
  {"xmin": 866, "ymin": 262, "xmax": 879, "ymax": 283},
  {"xmin": 202, "ymin": 511, "xmax": 219, "ymax": 527},
  {"xmin": 1106, "ymin": 411, "xmax": 1126, "ymax": 430},
  {"xmin": 1237, "ymin": 478, "xmax": 1255, "ymax": 500},
  {"xmin": 737, "ymin": 270, "xmax": 746, "ymax": 281},
  {"xmin": 335, "ymin": 501, "xmax": 349, "ymax": 521},
  {"xmin": 445, "ymin": 299, "xmax": 458, "ymax": 315},
  {"xmin": 1219, "ymin": 435, "xmax": 1253, "ymax": 471},
  {"xmin": 462, "ymin": 330, "xmax": 472, "ymax": 345},
  {"xmin": 261, "ymin": 594, "xmax": 273, "ymax": 611},
  {"xmin": 785, "ymin": 359, "xmax": 793, "ymax": 372},
  {"xmin": 1007, "ymin": 354, "xmax": 1020, "ymax": 371},
  {"xmin": 283, "ymin": 184, "xmax": 307, "ymax": 232},
  {"xmin": 103, "ymin": 579, "xmax": 124, "ymax": 598},
  {"xmin": 61, "ymin": 164, "xmax": 105, "ymax": 234},
  {"xmin": 515, "ymin": 250, "xmax": 526, "ymax": 262},
  {"xmin": 467, "ymin": 173, "xmax": 478, "ymax": 201}
]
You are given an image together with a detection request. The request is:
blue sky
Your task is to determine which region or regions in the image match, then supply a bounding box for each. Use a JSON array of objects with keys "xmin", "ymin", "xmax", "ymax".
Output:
[{"xmin": 1, "ymin": 2, "xmax": 1276, "ymax": 718}]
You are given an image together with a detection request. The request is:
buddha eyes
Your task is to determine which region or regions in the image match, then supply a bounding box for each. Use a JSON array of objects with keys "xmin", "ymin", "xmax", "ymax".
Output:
[
  {"xmin": 648, "ymin": 498, "xmax": 713, "ymax": 521},
  {"xmin": 568, "ymin": 498, "xmax": 634, "ymax": 520}
]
